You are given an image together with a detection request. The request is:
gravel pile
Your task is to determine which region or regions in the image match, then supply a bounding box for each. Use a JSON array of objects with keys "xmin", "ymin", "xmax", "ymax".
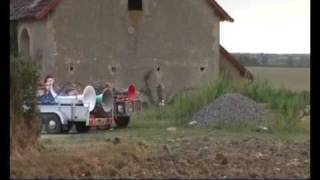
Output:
[{"xmin": 192, "ymin": 93, "xmax": 268, "ymax": 128}]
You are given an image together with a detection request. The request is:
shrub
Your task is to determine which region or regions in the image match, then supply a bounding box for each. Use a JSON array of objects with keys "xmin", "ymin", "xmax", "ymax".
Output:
[
  {"xmin": 135, "ymin": 78, "xmax": 310, "ymax": 133},
  {"xmin": 10, "ymin": 22, "xmax": 18, "ymax": 57},
  {"xmin": 10, "ymin": 56, "xmax": 40, "ymax": 154}
]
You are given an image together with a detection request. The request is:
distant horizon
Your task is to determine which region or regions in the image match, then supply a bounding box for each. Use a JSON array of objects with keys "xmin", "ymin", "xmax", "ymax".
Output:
[
  {"xmin": 229, "ymin": 52, "xmax": 310, "ymax": 55},
  {"xmin": 218, "ymin": 0, "xmax": 310, "ymax": 54}
]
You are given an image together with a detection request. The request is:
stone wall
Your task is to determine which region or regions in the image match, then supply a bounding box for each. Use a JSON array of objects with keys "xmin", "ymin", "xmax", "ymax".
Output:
[{"xmin": 18, "ymin": 0, "xmax": 221, "ymax": 103}]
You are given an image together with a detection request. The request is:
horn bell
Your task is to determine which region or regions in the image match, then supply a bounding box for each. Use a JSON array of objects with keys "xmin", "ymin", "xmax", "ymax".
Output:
[
  {"xmin": 81, "ymin": 86, "xmax": 97, "ymax": 112},
  {"xmin": 128, "ymin": 84, "xmax": 137, "ymax": 102},
  {"xmin": 96, "ymin": 88, "xmax": 114, "ymax": 112},
  {"xmin": 50, "ymin": 85, "xmax": 97, "ymax": 112}
]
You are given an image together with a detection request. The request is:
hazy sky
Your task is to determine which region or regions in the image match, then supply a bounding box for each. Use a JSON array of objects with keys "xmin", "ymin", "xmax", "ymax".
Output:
[{"xmin": 217, "ymin": 0, "xmax": 310, "ymax": 54}]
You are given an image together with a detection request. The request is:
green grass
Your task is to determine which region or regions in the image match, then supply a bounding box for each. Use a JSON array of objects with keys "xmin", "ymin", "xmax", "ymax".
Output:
[
  {"xmin": 40, "ymin": 125, "xmax": 309, "ymax": 150},
  {"xmin": 132, "ymin": 78, "xmax": 310, "ymax": 133}
]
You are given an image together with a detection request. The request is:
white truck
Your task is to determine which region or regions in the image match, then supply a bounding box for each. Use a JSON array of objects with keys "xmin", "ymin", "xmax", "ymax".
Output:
[{"xmin": 37, "ymin": 83, "xmax": 137, "ymax": 134}]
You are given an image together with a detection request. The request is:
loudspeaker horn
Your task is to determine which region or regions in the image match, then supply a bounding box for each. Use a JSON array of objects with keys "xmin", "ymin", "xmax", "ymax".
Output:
[
  {"xmin": 49, "ymin": 86, "xmax": 97, "ymax": 111},
  {"xmin": 128, "ymin": 84, "xmax": 137, "ymax": 102},
  {"xmin": 96, "ymin": 88, "xmax": 114, "ymax": 112}
]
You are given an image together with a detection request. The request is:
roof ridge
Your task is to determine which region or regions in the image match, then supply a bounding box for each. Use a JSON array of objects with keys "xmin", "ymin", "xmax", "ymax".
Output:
[
  {"xmin": 36, "ymin": 0, "xmax": 61, "ymax": 20},
  {"xmin": 11, "ymin": 0, "xmax": 234, "ymax": 22},
  {"xmin": 220, "ymin": 45, "xmax": 254, "ymax": 80},
  {"xmin": 207, "ymin": 0, "xmax": 234, "ymax": 22}
]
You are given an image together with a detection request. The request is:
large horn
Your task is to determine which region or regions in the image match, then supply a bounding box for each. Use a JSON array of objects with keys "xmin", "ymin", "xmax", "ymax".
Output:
[
  {"xmin": 50, "ymin": 86, "xmax": 96, "ymax": 111},
  {"xmin": 96, "ymin": 88, "xmax": 114, "ymax": 112},
  {"xmin": 128, "ymin": 84, "xmax": 137, "ymax": 102}
]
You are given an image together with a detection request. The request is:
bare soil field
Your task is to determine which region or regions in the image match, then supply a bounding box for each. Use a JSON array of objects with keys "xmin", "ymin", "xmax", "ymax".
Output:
[
  {"xmin": 11, "ymin": 126, "xmax": 310, "ymax": 179},
  {"xmin": 247, "ymin": 67, "xmax": 310, "ymax": 91}
]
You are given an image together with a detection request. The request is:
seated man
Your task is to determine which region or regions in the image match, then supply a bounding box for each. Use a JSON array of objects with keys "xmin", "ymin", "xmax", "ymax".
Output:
[{"xmin": 37, "ymin": 75, "xmax": 56, "ymax": 104}]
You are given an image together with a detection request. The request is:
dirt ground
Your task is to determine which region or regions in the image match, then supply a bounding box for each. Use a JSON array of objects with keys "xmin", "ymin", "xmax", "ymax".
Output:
[{"xmin": 10, "ymin": 127, "xmax": 310, "ymax": 179}]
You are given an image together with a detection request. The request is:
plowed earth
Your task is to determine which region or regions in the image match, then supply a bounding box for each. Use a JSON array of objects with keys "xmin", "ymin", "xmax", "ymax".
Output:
[{"xmin": 11, "ymin": 128, "xmax": 309, "ymax": 179}]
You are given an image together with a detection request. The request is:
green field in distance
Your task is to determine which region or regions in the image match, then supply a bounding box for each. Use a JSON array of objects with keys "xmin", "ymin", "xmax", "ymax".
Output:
[{"xmin": 247, "ymin": 67, "xmax": 310, "ymax": 92}]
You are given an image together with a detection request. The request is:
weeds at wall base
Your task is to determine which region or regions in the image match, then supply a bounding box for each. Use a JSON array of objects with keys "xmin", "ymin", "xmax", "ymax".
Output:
[{"xmin": 136, "ymin": 78, "xmax": 310, "ymax": 133}]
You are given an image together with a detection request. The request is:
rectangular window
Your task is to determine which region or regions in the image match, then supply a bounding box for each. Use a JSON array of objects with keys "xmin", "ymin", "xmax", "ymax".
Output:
[{"xmin": 128, "ymin": 0, "xmax": 142, "ymax": 11}]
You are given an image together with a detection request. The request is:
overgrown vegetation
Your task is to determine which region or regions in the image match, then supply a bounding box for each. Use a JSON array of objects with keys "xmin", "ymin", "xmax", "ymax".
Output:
[
  {"xmin": 10, "ymin": 56, "xmax": 40, "ymax": 155},
  {"xmin": 133, "ymin": 78, "xmax": 310, "ymax": 133},
  {"xmin": 10, "ymin": 22, "xmax": 18, "ymax": 57}
]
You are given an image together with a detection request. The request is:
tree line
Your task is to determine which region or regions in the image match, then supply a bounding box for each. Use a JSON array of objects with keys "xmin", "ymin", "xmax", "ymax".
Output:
[{"xmin": 233, "ymin": 53, "xmax": 310, "ymax": 68}]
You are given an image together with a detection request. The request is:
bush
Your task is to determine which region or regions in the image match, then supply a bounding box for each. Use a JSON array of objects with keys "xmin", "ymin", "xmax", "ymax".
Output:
[
  {"xmin": 135, "ymin": 78, "xmax": 310, "ymax": 133},
  {"xmin": 10, "ymin": 22, "xmax": 18, "ymax": 57},
  {"xmin": 10, "ymin": 56, "xmax": 40, "ymax": 153},
  {"xmin": 238, "ymin": 81, "xmax": 309, "ymax": 132}
]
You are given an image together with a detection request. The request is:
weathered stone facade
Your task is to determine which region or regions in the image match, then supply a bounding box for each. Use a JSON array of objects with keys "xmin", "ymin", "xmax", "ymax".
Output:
[{"xmin": 11, "ymin": 0, "xmax": 252, "ymax": 103}]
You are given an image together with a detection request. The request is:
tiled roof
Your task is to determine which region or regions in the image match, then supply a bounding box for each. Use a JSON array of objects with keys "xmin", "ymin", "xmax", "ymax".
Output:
[
  {"xmin": 10, "ymin": 0, "xmax": 233, "ymax": 22},
  {"xmin": 10, "ymin": 0, "xmax": 61, "ymax": 21},
  {"xmin": 207, "ymin": 0, "xmax": 234, "ymax": 22},
  {"xmin": 220, "ymin": 45, "xmax": 254, "ymax": 80}
]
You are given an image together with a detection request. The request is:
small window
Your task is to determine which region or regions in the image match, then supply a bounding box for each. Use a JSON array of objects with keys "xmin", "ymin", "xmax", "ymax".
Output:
[
  {"xmin": 69, "ymin": 64, "xmax": 74, "ymax": 72},
  {"xmin": 111, "ymin": 66, "xmax": 117, "ymax": 73},
  {"xmin": 128, "ymin": 0, "xmax": 142, "ymax": 11}
]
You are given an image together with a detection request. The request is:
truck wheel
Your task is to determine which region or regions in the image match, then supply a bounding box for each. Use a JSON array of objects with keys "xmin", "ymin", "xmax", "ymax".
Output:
[
  {"xmin": 45, "ymin": 114, "xmax": 62, "ymax": 134},
  {"xmin": 114, "ymin": 116, "xmax": 130, "ymax": 128},
  {"xmin": 61, "ymin": 123, "xmax": 72, "ymax": 134},
  {"xmin": 75, "ymin": 122, "xmax": 90, "ymax": 133}
]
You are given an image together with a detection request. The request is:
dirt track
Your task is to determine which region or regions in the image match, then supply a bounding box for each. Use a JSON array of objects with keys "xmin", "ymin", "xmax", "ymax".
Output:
[{"xmin": 11, "ymin": 128, "xmax": 310, "ymax": 179}]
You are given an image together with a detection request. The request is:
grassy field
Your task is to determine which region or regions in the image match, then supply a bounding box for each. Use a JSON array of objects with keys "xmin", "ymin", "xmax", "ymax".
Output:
[
  {"xmin": 247, "ymin": 67, "xmax": 310, "ymax": 92},
  {"xmin": 10, "ymin": 55, "xmax": 310, "ymax": 178},
  {"xmin": 10, "ymin": 59, "xmax": 311, "ymax": 178},
  {"xmin": 11, "ymin": 79, "xmax": 310, "ymax": 179}
]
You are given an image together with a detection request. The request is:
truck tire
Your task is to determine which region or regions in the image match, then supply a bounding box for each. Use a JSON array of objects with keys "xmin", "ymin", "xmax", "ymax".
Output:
[
  {"xmin": 45, "ymin": 114, "xmax": 62, "ymax": 134},
  {"xmin": 114, "ymin": 116, "xmax": 130, "ymax": 128},
  {"xmin": 75, "ymin": 122, "xmax": 90, "ymax": 133},
  {"xmin": 61, "ymin": 123, "xmax": 72, "ymax": 134}
]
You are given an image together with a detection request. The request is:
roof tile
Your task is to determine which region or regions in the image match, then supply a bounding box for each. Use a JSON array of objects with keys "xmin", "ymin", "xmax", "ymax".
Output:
[
  {"xmin": 11, "ymin": 0, "xmax": 233, "ymax": 22},
  {"xmin": 10, "ymin": 0, "xmax": 60, "ymax": 21}
]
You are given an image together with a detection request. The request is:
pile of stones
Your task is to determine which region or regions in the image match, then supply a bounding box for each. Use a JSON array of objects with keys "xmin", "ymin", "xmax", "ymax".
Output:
[{"xmin": 192, "ymin": 93, "xmax": 268, "ymax": 128}]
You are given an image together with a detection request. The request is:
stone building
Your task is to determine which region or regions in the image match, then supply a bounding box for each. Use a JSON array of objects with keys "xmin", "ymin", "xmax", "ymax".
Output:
[{"xmin": 10, "ymin": 0, "xmax": 253, "ymax": 103}]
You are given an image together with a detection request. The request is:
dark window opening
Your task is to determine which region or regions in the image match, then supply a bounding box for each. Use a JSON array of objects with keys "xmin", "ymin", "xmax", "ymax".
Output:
[
  {"xmin": 69, "ymin": 65, "xmax": 74, "ymax": 72},
  {"xmin": 111, "ymin": 66, "xmax": 117, "ymax": 73},
  {"xmin": 128, "ymin": 0, "xmax": 142, "ymax": 11},
  {"xmin": 200, "ymin": 67, "xmax": 205, "ymax": 71},
  {"xmin": 20, "ymin": 28, "xmax": 30, "ymax": 57},
  {"xmin": 156, "ymin": 67, "xmax": 160, "ymax": 71}
]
